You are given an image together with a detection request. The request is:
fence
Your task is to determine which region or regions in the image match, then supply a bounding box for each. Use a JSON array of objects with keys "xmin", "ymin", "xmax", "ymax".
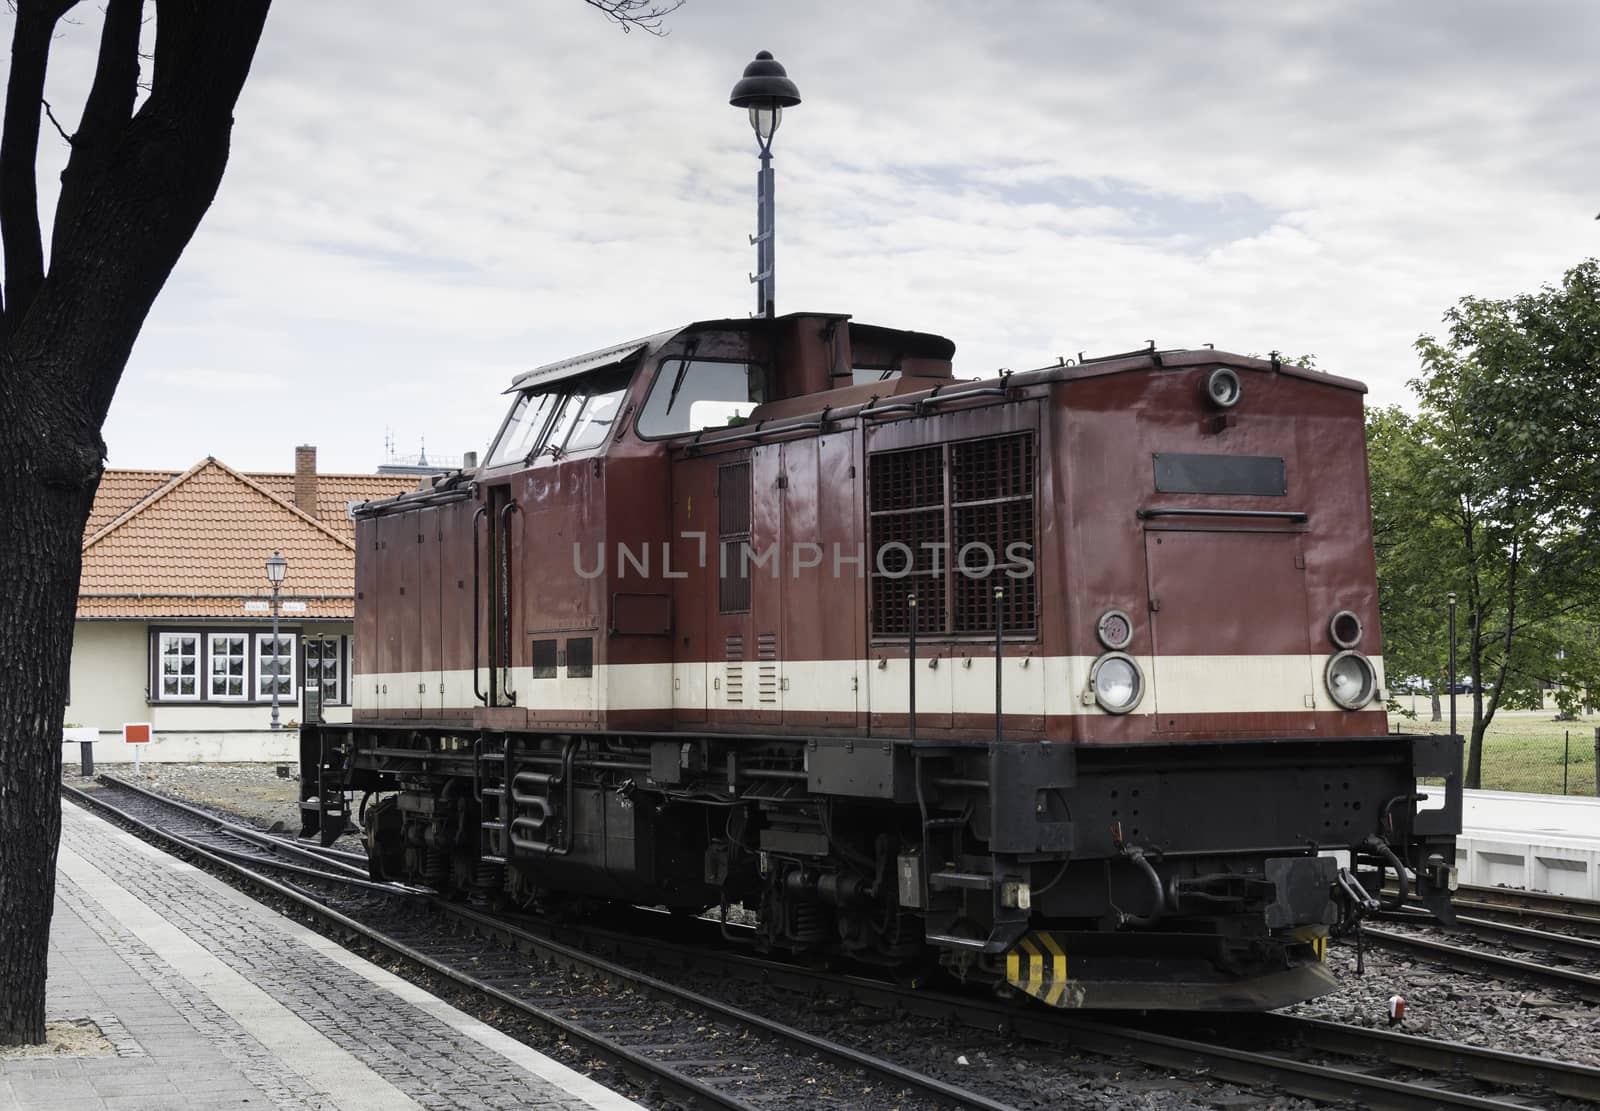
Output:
[{"xmin": 1392, "ymin": 719, "xmax": 1599, "ymax": 797}]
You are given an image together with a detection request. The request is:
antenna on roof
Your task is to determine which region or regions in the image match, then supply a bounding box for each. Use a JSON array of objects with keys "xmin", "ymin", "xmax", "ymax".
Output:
[{"xmin": 418, "ymin": 437, "xmax": 428, "ymax": 467}]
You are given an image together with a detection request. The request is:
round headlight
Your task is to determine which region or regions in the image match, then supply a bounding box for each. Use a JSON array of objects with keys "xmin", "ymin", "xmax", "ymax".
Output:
[
  {"xmin": 1329, "ymin": 610, "xmax": 1363, "ymax": 649},
  {"xmin": 1096, "ymin": 609, "xmax": 1134, "ymax": 651},
  {"xmin": 1090, "ymin": 652, "xmax": 1144, "ymax": 714},
  {"xmin": 1202, "ymin": 367, "xmax": 1242, "ymax": 409},
  {"xmin": 1325, "ymin": 650, "xmax": 1377, "ymax": 710}
]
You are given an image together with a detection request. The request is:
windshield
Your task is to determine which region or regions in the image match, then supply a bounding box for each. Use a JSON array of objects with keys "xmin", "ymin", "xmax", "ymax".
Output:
[
  {"xmin": 637, "ymin": 359, "xmax": 762, "ymax": 438},
  {"xmin": 486, "ymin": 390, "xmax": 557, "ymax": 468},
  {"xmin": 484, "ymin": 365, "xmax": 635, "ymax": 467}
]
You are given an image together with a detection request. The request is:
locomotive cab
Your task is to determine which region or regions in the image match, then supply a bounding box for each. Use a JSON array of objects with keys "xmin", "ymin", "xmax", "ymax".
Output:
[{"xmin": 302, "ymin": 315, "xmax": 1461, "ymax": 1012}]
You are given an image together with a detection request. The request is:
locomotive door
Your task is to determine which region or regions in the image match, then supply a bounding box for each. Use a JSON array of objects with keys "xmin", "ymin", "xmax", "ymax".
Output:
[
  {"xmin": 780, "ymin": 436, "xmax": 860, "ymax": 728},
  {"xmin": 371, "ymin": 512, "xmax": 415, "ymax": 717},
  {"xmin": 670, "ymin": 461, "xmax": 712, "ymax": 724},
  {"xmin": 418, "ymin": 505, "xmax": 443, "ymax": 719},
  {"xmin": 1143, "ymin": 528, "xmax": 1318, "ymax": 732}
]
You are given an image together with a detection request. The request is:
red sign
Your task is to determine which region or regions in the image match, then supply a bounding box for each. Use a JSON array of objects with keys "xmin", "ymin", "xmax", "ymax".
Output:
[{"xmin": 123, "ymin": 723, "xmax": 152, "ymax": 745}]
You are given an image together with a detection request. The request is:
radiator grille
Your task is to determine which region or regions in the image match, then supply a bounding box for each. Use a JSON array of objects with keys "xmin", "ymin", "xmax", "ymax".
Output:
[
  {"xmin": 869, "ymin": 445, "xmax": 943, "ymax": 512},
  {"xmin": 718, "ymin": 461, "xmax": 752, "ymax": 613},
  {"xmin": 757, "ymin": 632, "xmax": 779, "ymax": 705},
  {"xmin": 869, "ymin": 446, "xmax": 947, "ymax": 638},
  {"xmin": 869, "ymin": 431, "xmax": 1037, "ymax": 638},
  {"xmin": 724, "ymin": 635, "xmax": 744, "ymax": 704}
]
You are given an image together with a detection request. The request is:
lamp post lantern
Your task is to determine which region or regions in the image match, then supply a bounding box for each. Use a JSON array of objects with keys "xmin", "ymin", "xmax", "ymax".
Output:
[
  {"xmin": 265, "ymin": 551, "xmax": 287, "ymax": 729},
  {"xmin": 730, "ymin": 50, "xmax": 801, "ymax": 319}
]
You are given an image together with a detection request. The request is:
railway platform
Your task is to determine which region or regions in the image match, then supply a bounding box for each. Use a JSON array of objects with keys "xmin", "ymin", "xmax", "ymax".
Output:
[
  {"xmin": 0, "ymin": 800, "xmax": 644, "ymax": 1111},
  {"xmin": 1458, "ymin": 787, "xmax": 1600, "ymax": 899}
]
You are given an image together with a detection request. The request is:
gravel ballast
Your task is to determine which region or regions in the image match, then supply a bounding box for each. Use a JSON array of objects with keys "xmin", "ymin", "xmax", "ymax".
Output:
[{"xmin": 79, "ymin": 761, "xmax": 1600, "ymax": 1076}]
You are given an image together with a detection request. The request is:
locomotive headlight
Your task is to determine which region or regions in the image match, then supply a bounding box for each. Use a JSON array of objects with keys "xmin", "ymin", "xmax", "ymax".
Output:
[
  {"xmin": 1090, "ymin": 652, "xmax": 1144, "ymax": 714},
  {"xmin": 1096, "ymin": 609, "xmax": 1134, "ymax": 651},
  {"xmin": 1202, "ymin": 367, "xmax": 1242, "ymax": 409},
  {"xmin": 1329, "ymin": 609, "xmax": 1363, "ymax": 649},
  {"xmin": 1325, "ymin": 650, "xmax": 1377, "ymax": 710}
]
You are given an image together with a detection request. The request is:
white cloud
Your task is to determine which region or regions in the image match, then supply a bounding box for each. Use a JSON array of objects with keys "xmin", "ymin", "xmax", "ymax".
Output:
[{"xmin": 6, "ymin": 0, "xmax": 1596, "ymax": 470}]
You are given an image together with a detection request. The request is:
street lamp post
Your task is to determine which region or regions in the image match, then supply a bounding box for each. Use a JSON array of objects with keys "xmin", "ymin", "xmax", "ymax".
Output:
[
  {"xmin": 266, "ymin": 551, "xmax": 287, "ymax": 729},
  {"xmin": 730, "ymin": 50, "xmax": 801, "ymax": 319},
  {"xmin": 1446, "ymin": 591, "xmax": 1458, "ymax": 739}
]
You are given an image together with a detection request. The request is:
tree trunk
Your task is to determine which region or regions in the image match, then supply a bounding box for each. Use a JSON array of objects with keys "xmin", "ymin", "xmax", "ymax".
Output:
[
  {"xmin": 0, "ymin": 378, "xmax": 100, "ymax": 1045},
  {"xmin": 1430, "ymin": 687, "xmax": 1441, "ymax": 723},
  {"xmin": 0, "ymin": 0, "xmax": 270, "ymax": 1045}
]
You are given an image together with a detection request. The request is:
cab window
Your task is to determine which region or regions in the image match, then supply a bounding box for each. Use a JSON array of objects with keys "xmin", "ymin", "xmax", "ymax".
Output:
[
  {"xmin": 486, "ymin": 390, "xmax": 558, "ymax": 468},
  {"xmin": 637, "ymin": 359, "xmax": 763, "ymax": 438},
  {"xmin": 485, "ymin": 366, "xmax": 633, "ymax": 466},
  {"xmin": 561, "ymin": 367, "xmax": 632, "ymax": 454}
]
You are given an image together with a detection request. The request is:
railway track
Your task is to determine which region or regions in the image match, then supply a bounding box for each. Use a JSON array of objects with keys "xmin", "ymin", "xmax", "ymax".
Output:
[
  {"xmin": 66, "ymin": 777, "xmax": 1600, "ymax": 1109},
  {"xmin": 1451, "ymin": 885, "xmax": 1600, "ymax": 934},
  {"xmin": 64, "ymin": 779, "xmax": 1013, "ymax": 1111},
  {"xmin": 554, "ymin": 907, "xmax": 1600, "ymax": 1109},
  {"xmin": 1380, "ymin": 903, "xmax": 1600, "ymax": 966}
]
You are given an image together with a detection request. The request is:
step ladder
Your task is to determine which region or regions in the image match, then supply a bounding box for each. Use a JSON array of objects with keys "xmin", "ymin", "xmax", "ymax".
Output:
[
  {"xmin": 474, "ymin": 734, "xmax": 509, "ymax": 864},
  {"xmin": 297, "ymin": 726, "xmax": 350, "ymax": 847}
]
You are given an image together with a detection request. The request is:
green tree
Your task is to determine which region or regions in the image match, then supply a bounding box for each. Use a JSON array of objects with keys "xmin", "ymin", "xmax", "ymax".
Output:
[
  {"xmin": 1371, "ymin": 260, "xmax": 1600, "ymax": 788},
  {"xmin": 0, "ymin": 0, "xmax": 678, "ymax": 1048}
]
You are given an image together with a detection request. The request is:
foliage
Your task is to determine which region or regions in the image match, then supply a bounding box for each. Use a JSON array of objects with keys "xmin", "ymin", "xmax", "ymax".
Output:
[{"xmin": 1370, "ymin": 260, "xmax": 1600, "ymax": 787}]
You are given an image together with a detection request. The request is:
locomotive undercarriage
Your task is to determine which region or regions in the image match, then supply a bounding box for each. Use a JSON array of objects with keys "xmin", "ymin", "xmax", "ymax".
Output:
[{"xmin": 300, "ymin": 724, "xmax": 1461, "ymax": 1010}]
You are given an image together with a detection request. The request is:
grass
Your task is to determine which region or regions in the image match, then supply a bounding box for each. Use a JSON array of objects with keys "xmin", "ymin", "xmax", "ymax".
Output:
[{"xmin": 1389, "ymin": 699, "xmax": 1599, "ymax": 796}]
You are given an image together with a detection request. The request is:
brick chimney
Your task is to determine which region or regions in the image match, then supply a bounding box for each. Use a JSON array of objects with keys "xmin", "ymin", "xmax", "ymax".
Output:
[{"xmin": 294, "ymin": 445, "xmax": 318, "ymax": 514}]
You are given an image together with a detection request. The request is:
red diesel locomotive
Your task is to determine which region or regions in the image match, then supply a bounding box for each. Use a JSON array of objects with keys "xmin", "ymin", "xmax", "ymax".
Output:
[{"xmin": 300, "ymin": 311, "xmax": 1460, "ymax": 1010}]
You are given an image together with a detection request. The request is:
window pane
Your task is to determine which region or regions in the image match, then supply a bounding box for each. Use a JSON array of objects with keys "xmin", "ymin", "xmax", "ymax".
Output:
[
  {"xmin": 255, "ymin": 634, "xmax": 297, "ymax": 700},
  {"xmin": 638, "ymin": 361, "xmax": 761, "ymax": 438},
  {"xmin": 541, "ymin": 392, "xmax": 581, "ymax": 453},
  {"xmin": 486, "ymin": 390, "xmax": 557, "ymax": 467}
]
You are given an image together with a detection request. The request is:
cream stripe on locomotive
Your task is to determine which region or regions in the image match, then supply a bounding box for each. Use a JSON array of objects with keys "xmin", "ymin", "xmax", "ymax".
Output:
[{"xmin": 357, "ymin": 653, "xmax": 1386, "ymax": 717}]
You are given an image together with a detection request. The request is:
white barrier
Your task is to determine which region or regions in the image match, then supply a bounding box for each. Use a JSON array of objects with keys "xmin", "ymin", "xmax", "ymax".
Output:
[
  {"xmin": 1457, "ymin": 789, "xmax": 1600, "ymax": 899},
  {"xmin": 62, "ymin": 729, "xmax": 299, "ymax": 765}
]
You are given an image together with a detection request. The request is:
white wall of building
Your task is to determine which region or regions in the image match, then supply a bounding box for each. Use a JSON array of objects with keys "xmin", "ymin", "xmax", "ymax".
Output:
[{"xmin": 67, "ymin": 619, "xmax": 356, "ymax": 744}]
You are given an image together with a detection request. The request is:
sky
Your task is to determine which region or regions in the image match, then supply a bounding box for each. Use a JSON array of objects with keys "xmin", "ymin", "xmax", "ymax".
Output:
[{"xmin": 16, "ymin": 0, "xmax": 1600, "ymax": 474}]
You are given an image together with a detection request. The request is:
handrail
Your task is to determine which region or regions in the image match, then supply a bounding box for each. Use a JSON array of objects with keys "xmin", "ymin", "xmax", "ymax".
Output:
[
  {"xmin": 471, "ymin": 506, "xmax": 488, "ymax": 705},
  {"xmin": 498, "ymin": 501, "xmax": 521, "ymax": 705},
  {"xmin": 1137, "ymin": 508, "xmax": 1307, "ymax": 522}
]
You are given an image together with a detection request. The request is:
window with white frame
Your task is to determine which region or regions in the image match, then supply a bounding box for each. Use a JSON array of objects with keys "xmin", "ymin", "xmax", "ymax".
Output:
[
  {"xmin": 208, "ymin": 634, "xmax": 249, "ymax": 699},
  {"xmin": 303, "ymin": 636, "xmax": 344, "ymax": 705},
  {"xmin": 255, "ymin": 634, "xmax": 297, "ymax": 701},
  {"xmin": 157, "ymin": 633, "xmax": 200, "ymax": 700},
  {"xmin": 150, "ymin": 628, "xmax": 349, "ymax": 705}
]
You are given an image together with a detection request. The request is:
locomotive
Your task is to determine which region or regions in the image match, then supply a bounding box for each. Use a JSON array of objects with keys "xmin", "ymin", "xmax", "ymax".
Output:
[{"xmin": 299, "ymin": 310, "xmax": 1461, "ymax": 1010}]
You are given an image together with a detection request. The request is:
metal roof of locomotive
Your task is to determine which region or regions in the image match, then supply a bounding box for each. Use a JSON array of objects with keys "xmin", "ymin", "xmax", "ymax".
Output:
[
  {"xmin": 505, "ymin": 314, "xmax": 957, "ymax": 394},
  {"xmin": 674, "ymin": 346, "xmax": 1368, "ymax": 451}
]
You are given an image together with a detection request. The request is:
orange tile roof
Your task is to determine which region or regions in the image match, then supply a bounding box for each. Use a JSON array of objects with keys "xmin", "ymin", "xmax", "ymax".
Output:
[
  {"xmin": 77, "ymin": 458, "xmax": 403, "ymax": 621},
  {"xmin": 249, "ymin": 473, "xmax": 420, "ymax": 544},
  {"xmin": 85, "ymin": 469, "xmax": 182, "ymax": 537}
]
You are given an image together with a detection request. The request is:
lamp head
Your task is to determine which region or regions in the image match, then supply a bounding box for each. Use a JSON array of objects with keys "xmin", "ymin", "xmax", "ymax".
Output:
[
  {"xmin": 730, "ymin": 50, "xmax": 800, "ymax": 143},
  {"xmin": 265, "ymin": 551, "xmax": 287, "ymax": 584}
]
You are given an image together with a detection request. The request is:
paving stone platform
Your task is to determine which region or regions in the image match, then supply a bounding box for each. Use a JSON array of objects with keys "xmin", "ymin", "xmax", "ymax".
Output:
[{"xmin": 0, "ymin": 800, "xmax": 645, "ymax": 1111}]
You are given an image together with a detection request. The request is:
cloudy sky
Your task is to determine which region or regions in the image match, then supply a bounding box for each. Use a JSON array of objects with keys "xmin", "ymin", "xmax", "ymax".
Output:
[{"xmin": 23, "ymin": 0, "xmax": 1600, "ymax": 474}]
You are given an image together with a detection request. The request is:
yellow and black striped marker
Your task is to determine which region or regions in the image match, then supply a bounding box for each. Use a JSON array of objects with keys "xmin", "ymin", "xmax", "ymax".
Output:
[
  {"xmin": 1004, "ymin": 932, "xmax": 1082, "ymax": 1007},
  {"xmin": 1291, "ymin": 926, "xmax": 1329, "ymax": 960}
]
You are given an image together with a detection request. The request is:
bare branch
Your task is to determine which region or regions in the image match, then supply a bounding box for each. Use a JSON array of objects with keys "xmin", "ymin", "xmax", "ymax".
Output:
[
  {"xmin": 73, "ymin": 0, "xmax": 143, "ymax": 155},
  {"xmin": 0, "ymin": 1, "xmax": 81, "ymax": 335},
  {"xmin": 39, "ymin": 98, "xmax": 71, "ymax": 145},
  {"xmin": 583, "ymin": 0, "xmax": 683, "ymax": 35}
]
